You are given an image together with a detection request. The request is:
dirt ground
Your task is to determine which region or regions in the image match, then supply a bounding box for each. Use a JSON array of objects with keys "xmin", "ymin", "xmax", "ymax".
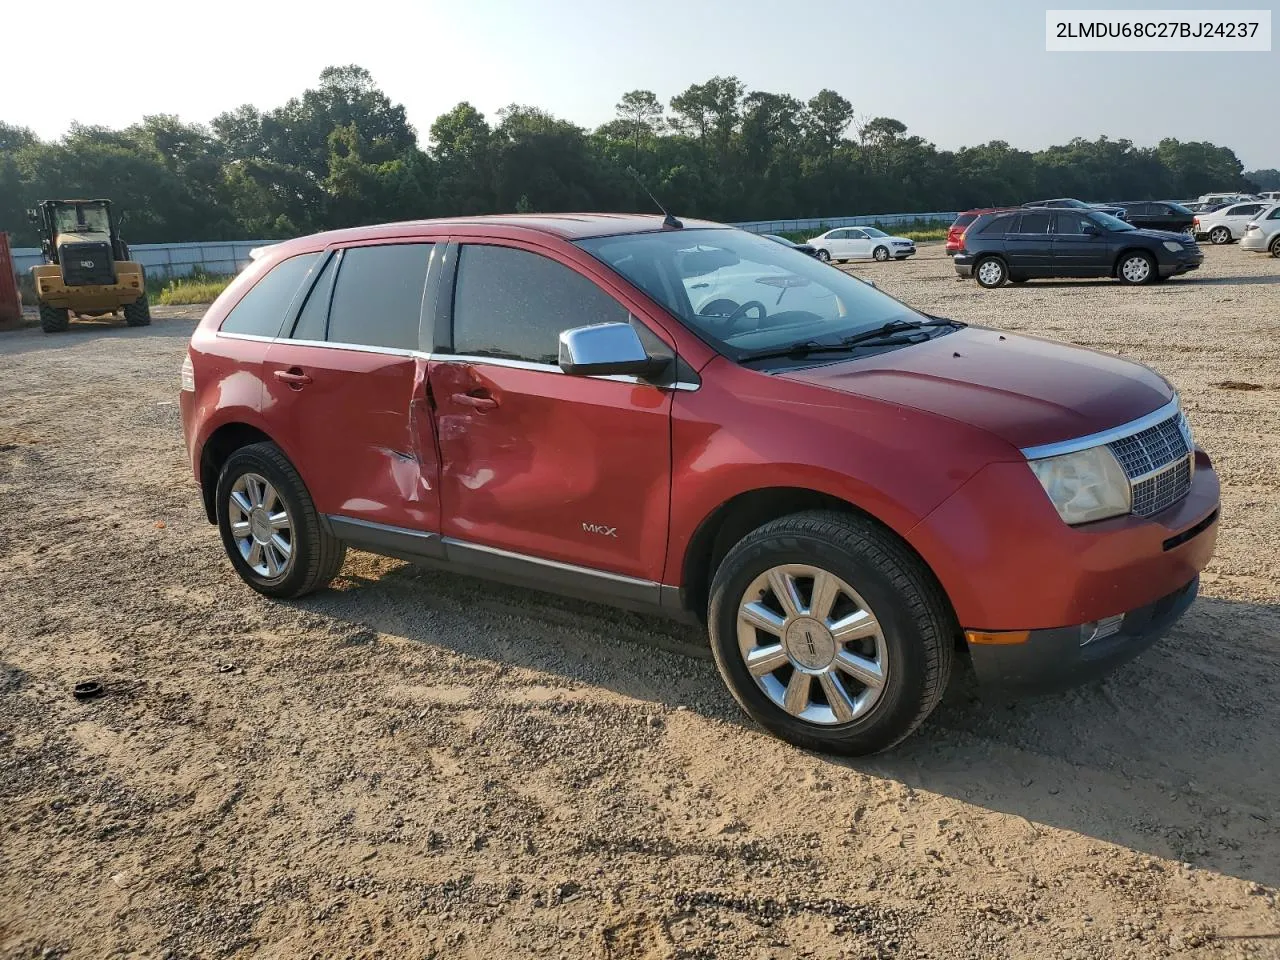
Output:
[{"xmin": 2, "ymin": 244, "xmax": 1279, "ymax": 960}]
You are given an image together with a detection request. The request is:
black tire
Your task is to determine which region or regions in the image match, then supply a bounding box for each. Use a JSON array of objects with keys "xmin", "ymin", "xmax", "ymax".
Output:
[
  {"xmin": 1208, "ymin": 226, "xmax": 1231, "ymax": 245},
  {"xmin": 873, "ymin": 245, "xmax": 890, "ymax": 262},
  {"xmin": 39, "ymin": 304, "xmax": 69, "ymax": 333},
  {"xmin": 216, "ymin": 442, "xmax": 346, "ymax": 599},
  {"xmin": 1117, "ymin": 251, "xmax": 1156, "ymax": 286},
  {"xmin": 973, "ymin": 256, "xmax": 1007, "ymax": 288},
  {"xmin": 707, "ymin": 510, "xmax": 955, "ymax": 756},
  {"xmin": 1270, "ymin": 236, "xmax": 1280, "ymax": 258},
  {"xmin": 815, "ymin": 249, "xmax": 831, "ymax": 263},
  {"xmin": 123, "ymin": 293, "xmax": 151, "ymax": 326}
]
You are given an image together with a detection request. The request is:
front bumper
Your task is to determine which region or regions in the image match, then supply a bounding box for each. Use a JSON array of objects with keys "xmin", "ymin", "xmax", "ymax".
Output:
[
  {"xmin": 893, "ymin": 245, "xmax": 916, "ymax": 259},
  {"xmin": 968, "ymin": 575, "xmax": 1200, "ymax": 693},
  {"xmin": 1158, "ymin": 253, "xmax": 1202, "ymax": 277}
]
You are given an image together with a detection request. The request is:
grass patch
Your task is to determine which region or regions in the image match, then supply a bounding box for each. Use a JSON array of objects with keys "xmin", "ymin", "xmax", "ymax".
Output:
[{"xmin": 149, "ymin": 270, "xmax": 234, "ymax": 306}]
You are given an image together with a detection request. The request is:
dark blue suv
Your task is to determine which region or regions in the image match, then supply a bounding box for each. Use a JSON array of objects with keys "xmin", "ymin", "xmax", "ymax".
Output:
[{"xmin": 954, "ymin": 208, "xmax": 1204, "ymax": 288}]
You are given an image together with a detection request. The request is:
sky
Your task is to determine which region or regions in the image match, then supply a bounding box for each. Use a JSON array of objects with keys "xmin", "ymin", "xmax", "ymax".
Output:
[{"xmin": 5, "ymin": 0, "xmax": 1276, "ymax": 170}]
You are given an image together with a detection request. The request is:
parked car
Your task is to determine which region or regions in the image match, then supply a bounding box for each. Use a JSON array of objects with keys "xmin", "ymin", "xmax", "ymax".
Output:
[
  {"xmin": 954, "ymin": 208, "xmax": 1203, "ymax": 287},
  {"xmin": 181, "ymin": 214, "xmax": 1219, "ymax": 756},
  {"xmin": 1197, "ymin": 193, "xmax": 1256, "ymax": 206},
  {"xmin": 1185, "ymin": 201, "xmax": 1228, "ymax": 214},
  {"xmin": 1111, "ymin": 201, "xmax": 1196, "ymax": 234},
  {"xmin": 762, "ymin": 234, "xmax": 819, "ymax": 257},
  {"xmin": 1022, "ymin": 198, "xmax": 1128, "ymax": 219},
  {"xmin": 763, "ymin": 234, "xmax": 877, "ymax": 286},
  {"xmin": 807, "ymin": 226, "xmax": 916, "ymax": 262},
  {"xmin": 1193, "ymin": 201, "xmax": 1271, "ymax": 244},
  {"xmin": 1259, "ymin": 191, "xmax": 1280, "ymax": 202},
  {"xmin": 945, "ymin": 208, "xmax": 1016, "ymax": 256},
  {"xmin": 1240, "ymin": 203, "xmax": 1280, "ymax": 256}
]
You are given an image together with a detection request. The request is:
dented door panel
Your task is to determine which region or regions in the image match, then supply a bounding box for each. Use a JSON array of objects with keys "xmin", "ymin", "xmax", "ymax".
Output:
[
  {"xmin": 429, "ymin": 359, "xmax": 671, "ymax": 581},
  {"xmin": 262, "ymin": 343, "xmax": 439, "ymax": 532}
]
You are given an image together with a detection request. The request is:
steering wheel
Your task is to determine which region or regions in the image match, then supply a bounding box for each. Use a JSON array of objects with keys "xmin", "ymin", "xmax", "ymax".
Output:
[{"xmin": 724, "ymin": 300, "xmax": 767, "ymax": 333}]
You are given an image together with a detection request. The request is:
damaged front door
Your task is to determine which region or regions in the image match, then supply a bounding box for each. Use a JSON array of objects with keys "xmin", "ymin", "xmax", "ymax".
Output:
[{"xmin": 261, "ymin": 242, "xmax": 441, "ymax": 534}]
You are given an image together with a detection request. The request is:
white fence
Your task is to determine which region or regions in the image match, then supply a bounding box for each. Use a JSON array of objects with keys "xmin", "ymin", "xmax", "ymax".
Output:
[
  {"xmin": 732, "ymin": 212, "xmax": 958, "ymax": 235},
  {"xmin": 10, "ymin": 211, "xmax": 960, "ymax": 281},
  {"xmin": 11, "ymin": 239, "xmax": 274, "ymax": 281}
]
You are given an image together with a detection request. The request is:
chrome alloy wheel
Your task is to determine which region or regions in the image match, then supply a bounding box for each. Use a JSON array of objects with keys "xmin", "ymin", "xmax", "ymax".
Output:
[
  {"xmin": 1120, "ymin": 255, "xmax": 1151, "ymax": 283},
  {"xmin": 228, "ymin": 472, "xmax": 293, "ymax": 579},
  {"xmin": 976, "ymin": 260, "xmax": 1004, "ymax": 285},
  {"xmin": 736, "ymin": 564, "xmax": 887, "ymax": 725}
]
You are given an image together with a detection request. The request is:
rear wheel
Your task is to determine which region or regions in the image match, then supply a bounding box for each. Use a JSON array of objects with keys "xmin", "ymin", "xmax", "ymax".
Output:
[
  {"xmin": 974, "ymin": 257, "xmax": 1007, "ymax": 288},
  {"xmin": 707, "ymin": 511, "xmax": 954, "ymax": 755},
  {"xmin": 815, "ymin": 249, "xmax": 831, "ymax": 263},
  {"xmin": 1117, "ymin": 251, "xmax": 1155, "ymax": 285},
  {"xmin": 123, "ymin": 293, "xmax": 151, "ymax": 327},
  {"xmin": 1208, "ymin": 226, "xmax": 1231, "ymax": 244},
  {"xmin": 873, "ymin": 245, "xmax": 890, "ymax": 262},
  {"xmin": 39, "ymin": 304, "xmax": 69, "ymax": 333},
  {"xmin": 216, "ymin": 442, "xmax": 346, "ymax": 599}
]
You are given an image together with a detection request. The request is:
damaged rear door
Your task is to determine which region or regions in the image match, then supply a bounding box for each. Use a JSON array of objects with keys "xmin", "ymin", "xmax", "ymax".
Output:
[{"xmin": 262, "ymin": 241, "xmax": 441, "ymax": 535}]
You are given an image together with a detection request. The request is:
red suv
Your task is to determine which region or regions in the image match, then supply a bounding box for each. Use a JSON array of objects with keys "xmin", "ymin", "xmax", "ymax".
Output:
[
  {"xmin": 946, "ymin": 208, "xmax": 1017, "ymax": 255},
  {"xmin": 180, "ymin": 214, "xmax": 1220, "ymax": 755}
]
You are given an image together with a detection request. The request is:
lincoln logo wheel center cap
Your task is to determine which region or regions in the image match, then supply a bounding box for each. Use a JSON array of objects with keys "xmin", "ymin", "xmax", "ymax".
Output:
[
  {"xmin": 784, "ymin": 617, "xmax": 836, "ymax": 671},
  {"xmin": 249, "ymin": 508, "xmax": 273, "ymax": 544}
]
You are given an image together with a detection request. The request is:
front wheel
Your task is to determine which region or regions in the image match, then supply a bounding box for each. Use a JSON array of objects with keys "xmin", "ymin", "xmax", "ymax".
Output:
[
  {"xmin": 216, "ymin": 442, "xmax": 346, "ymax": 599},
  {"xmin": 39, "ymin": 304, "xmax": 69, "ymax": 333},
  {"xmin": 1208, "ymin": 226, "xmax": 1231, "ymax": 244},
  {"xmin": 873, "ymin": 245, "xmax": 890, "ymax": 262},
  {"xmin": 1271, "ymin": 236, "xmax": 1280, "ymax": 258},
  {"xmin": 1117, "ymin": 251, "xmax": 1156, "ymax": 285},
  {"xmin": 974, "ymin": 256, "xmax": 1007, "ymax": 288},
  {"xmin": 707, "ymin": 511, "xmax": 954, "ymax": 756},
  {"xmin": 815, "ymin": 249, "xmax": 831, "ymax": 263},
  {"xmin": 123, "ymin": 293, "xmax": 151, "ymax": 326}
]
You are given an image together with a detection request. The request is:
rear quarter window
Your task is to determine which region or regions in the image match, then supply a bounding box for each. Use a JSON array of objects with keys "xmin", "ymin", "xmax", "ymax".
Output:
[{"xmin": 219, "ymin": 252, "xmax": 321, "ymax": 337}]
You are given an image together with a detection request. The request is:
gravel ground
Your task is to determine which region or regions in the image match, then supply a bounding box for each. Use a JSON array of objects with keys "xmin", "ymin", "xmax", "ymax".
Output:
[{"xmin": 2, "ymin": 244, "xmax": 1279, "ymax": 960}]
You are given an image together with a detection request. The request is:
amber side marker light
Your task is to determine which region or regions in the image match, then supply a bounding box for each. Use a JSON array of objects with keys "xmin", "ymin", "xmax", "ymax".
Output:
[{"xmin": 965, "ymin": 630, "xmax": 1031, "ymax": 646}]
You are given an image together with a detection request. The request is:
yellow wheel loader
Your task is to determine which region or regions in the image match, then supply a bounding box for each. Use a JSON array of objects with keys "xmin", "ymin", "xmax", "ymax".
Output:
[{"xmin": 28, "ymin": 199, "xmax": 150, "ymax": 333}]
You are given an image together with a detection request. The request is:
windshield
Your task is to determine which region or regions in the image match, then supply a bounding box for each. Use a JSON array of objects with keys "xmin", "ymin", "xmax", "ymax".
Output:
[
  {"xmin": 1090, "ymin": 211, "xmax": 1135, "ymax": 232},
  {"xmin": 575, "ymin": 228, "xmax": 924, "ymax": 359},
  {"xmin": 52, "ymin": 203, "xmax": 110, "ymax": 235},
  {"xmin": 861, "ymin": 227, "xmax": 888, "ymax": 238}
]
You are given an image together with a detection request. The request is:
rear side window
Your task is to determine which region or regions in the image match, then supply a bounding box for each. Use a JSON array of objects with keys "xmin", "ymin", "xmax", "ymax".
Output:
[
  {"xmin": 326, "ymin": 244, "xmax": 433, "ymax": 351},
  {"xmin": 220, "ymin": 252, "xmax": 320, "ymax": 337},
  {"xmin": 289, "ymin": 252, "xmax": 338, "ymax": 341},
  {"xmin": 1229, "ymin": 204, "xmax": 1262, "ymax": 217},
  {"xmin": 1015, "ymin": 213, "xmax": 1052, "ymax": 234},
  {"xmin": 953, "ymin": 214, "xmax": 977, "ymax": 228},
  {"xmin": 452, "ymin": 244, "xmax": 629, "ymax": 365},
  {"xmin": 978, "ymin": 214, "xmax": 1016, "ymax": 236}
]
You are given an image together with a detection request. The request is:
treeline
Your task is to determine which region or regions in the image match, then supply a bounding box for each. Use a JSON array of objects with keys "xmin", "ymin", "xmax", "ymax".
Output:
[{"xmin": 0, "ymin": 65, "xmax": 1267, "ymax": 246}]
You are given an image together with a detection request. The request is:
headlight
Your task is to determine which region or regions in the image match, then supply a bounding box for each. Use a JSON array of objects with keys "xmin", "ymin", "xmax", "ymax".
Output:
[
  {"xmin": 1162, "ymin": 240, "xmax": 1183, "ymax": 252},
  {"xmin": 1028, "ymin": 446, "xmax": 1131, "ymax": 525}
]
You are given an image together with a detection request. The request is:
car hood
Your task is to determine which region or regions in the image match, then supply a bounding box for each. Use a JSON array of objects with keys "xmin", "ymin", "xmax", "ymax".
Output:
[
  {"xmin": 1120, "ymin": 226, "xmax": 1192, "ymax": 242},
  {"xmin": 777, "ymin": 326, "xmax": 1173, "ymax": 451}
]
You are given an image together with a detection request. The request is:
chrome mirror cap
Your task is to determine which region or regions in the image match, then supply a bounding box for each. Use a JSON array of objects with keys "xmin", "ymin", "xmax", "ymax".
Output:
[{"xmin": 558, "ymin": 322, "xmax": 665, "ymax": 378}]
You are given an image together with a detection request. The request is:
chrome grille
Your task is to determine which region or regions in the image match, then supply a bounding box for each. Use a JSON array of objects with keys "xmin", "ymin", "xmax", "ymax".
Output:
[{"xmin": 1108, "ymin": 413, "xmax": 1192, "ymax": 518}]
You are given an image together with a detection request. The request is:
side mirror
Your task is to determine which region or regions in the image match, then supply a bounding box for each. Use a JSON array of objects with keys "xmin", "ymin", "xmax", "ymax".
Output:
[
  {"xmin": 1082, "ymin": 224, "xmax": 1101, "ymax": 236},
  {"xmin": 559, "ymin": 322, "xmax": 668, "ymax": 378},
  {"xmin": 26, "ymin": 209, "xmax": 39, "ymax": 224}
]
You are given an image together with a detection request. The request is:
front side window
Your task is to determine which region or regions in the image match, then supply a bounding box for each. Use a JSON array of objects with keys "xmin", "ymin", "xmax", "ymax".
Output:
[
  {"xmin": 576, "ymin": 228, "xmax": 926, "ymax": 360},
  {"xmin": 220, "ymin": 252, "xmax": 321, "ymax": 337},
  {"xmin": 452, "ymin": 244, "xmax": 630, "ymax": 365},
  {"xmin": 1054, "ymin": 213, "xmax": 1092, "ymax": 235},
  {"xmin": 326, "ymin": 244, "xmax": 433, "ymax": 351}
]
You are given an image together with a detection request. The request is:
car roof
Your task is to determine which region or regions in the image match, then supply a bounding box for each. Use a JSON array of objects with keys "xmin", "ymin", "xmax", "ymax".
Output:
[{"xmin": 264, "ymin": 213, "xmax": 730, "ymax": 258}]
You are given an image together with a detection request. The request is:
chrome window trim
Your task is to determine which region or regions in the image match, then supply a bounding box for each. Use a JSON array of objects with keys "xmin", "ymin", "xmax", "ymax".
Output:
[
  {"xmin": 436, "ymin": 352, "xmax": 700, "ymax": 391},
  {"xmin": 216, "ymin": 332, "xmax": 275, "ymax": 343},
  {"xmin": 1020, "ymin": 397, "xmax": 1181, "ymax": 461}
]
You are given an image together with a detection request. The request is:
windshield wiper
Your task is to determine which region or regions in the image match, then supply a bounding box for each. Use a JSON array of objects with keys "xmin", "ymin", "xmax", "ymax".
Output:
[{"xmin": 737, "ymin": 317, "xmax": 964, "ymax": 364}]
